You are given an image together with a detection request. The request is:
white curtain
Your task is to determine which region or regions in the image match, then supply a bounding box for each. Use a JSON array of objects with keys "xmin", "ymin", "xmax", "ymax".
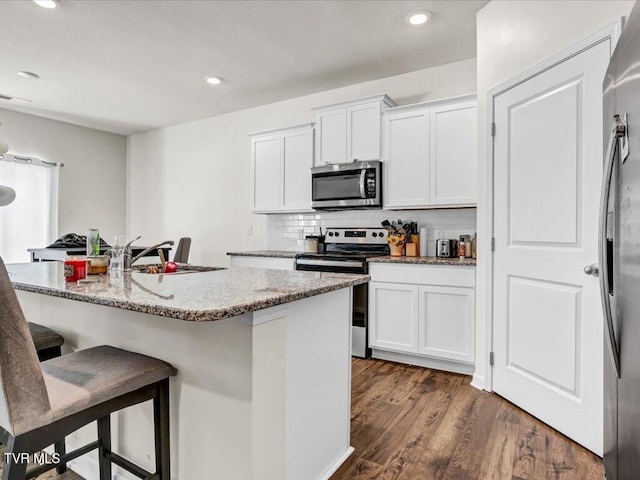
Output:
[{"xmin": 0, "ymin": 159, "xmax": 58, "ymax": 263}]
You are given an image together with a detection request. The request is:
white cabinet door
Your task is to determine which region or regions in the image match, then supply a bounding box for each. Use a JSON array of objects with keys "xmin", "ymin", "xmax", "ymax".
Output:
[
  {"xmin": 369, "ymin": 282, "xmax": 419, "ymax": 353},
  {"xmin": 347, "ymin": 101, "xmax": 381, "ymax": 162},
  {"xmin": 382, "ymin": 109, "xmax": 430, "ymax": 208},
  {"xmin": 429, "ymin": 101, "xmax": 477, "ymax": 205},
  {"xmin": 315, "ymin": 108, "xmax": 347, "ymax": 165},
  {"xmin": 418, "ymin": 285, "xmax": 474, "ymax": 363},
  {"xmin": 282, "ymin": 128, "xmax": 313, "ymax": 211},
  {"xmin": 252, "ymin": 135, "xmax": 281, "ymax": 212}
]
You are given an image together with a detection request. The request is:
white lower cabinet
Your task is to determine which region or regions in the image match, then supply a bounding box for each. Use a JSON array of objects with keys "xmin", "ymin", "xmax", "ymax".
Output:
[
  {"xmin": 369, "ymin": 282, "xmax": 419, "ymax": 353},
  {"xmin": 417, "ymin": 285, "xmax": 475, "ymax": 364},
  {"xmin": 368, "ymin": 263, "xmax": 475, "ymax": 374}
]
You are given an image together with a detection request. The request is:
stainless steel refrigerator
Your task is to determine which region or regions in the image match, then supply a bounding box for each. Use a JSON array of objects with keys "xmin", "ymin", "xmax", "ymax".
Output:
[{"xmin": 601, "ymin": 2, "xmax": 640, "ymax": 478}]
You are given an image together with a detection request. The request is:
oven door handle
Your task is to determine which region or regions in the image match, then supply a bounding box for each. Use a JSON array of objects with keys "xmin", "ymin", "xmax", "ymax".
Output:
[{"xmin": 296, "ymin": 259, "xmax": 365, "ymax": 269}]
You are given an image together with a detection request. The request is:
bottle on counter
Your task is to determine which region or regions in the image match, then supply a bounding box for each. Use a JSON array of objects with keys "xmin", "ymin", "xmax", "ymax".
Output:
[
  {"xmin": 459, "ymin": 239, "xmax": 466, "ymax": 259},
  {"xmin": 471, "ymin": 233, "xmax": 477, "ymax": 259}
]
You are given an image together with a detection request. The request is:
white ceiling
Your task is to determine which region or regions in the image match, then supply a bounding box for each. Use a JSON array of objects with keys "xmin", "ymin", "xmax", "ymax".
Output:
[{"xmin": 0, "ymin": 0, "xmax": 487, "ymax": 135}]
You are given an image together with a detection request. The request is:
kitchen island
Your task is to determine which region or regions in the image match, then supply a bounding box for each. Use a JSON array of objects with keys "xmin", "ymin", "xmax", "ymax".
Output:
[{"xmin": 7, "ymin": 262, "xmax": 368, "ymax": 480}]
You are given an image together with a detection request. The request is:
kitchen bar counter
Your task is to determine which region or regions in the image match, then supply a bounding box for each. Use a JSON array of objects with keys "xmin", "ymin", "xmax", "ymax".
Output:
[
  {"xmin": 7, "ymin": 261, "xmax": 367, "ymax": 322},
  {"xmin": 11, "ymin": 261, "xmax": 359, "ymax": 480},
  {"xmin": 226, "ymin": 250, "xmax": 299, "ymax": 258},
  {"xmin": 27, "ymin": 246, "xmax": 171, "ymax": 262},
  {"xmin": 367, "ymin": 256, "xmax": 476, "ymax": 266}
]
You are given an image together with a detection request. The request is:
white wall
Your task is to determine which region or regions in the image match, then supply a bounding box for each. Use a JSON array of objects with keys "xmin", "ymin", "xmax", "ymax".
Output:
[
  {"xmin": 127, "ymin": 58, "xmax": 477, "ymax": 267},
  {"xmin": 474, "ymin": 0, "xmax": 635, "ymax": 387},
  {"xmin": 0, "ymin": 107, "xmax": 126, "ymax": 245}
]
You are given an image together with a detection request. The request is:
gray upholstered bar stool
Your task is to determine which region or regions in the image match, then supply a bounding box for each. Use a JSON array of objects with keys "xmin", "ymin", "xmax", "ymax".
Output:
[
  {"xmin": 28, "ymin": 322, "xmax": 65, "ymax": 362},
  {"xmin": 0, "ymin": 258, "xmax": 177, "ymax": 480}
]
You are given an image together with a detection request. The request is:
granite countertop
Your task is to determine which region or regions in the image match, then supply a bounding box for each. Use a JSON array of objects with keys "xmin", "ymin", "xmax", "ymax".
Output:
[
  {"xmin": 368, "ymin": 256, "xmax": 476, "ymax": 266},
  {"xmin": 6, "ymin": 262, "xmax": 368, "ymax": 322},
  {"xmin": 226, "ymin": 250, "xmax": 299, "ymax": 258}
]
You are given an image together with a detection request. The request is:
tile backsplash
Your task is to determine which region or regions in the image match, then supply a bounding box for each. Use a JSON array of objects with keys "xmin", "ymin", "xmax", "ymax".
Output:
[{"xmin": 266, "ymin": 208, "xmax": 477, "ymax": 256}]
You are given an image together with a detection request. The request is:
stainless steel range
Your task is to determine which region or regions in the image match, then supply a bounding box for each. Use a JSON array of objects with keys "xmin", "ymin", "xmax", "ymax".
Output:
[{"xmin": 295, "ymin": 227, "xmax": 389, "ymax": 358}]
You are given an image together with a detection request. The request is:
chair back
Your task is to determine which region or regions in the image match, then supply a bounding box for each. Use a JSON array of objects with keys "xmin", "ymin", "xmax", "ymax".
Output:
[
  {"xmin": 173, "ymin": 237, "xmax": 191, "ymax": 263},
  {"xmin": 0, "ymin": 258, "xmax": 51, "ymax": 436}
]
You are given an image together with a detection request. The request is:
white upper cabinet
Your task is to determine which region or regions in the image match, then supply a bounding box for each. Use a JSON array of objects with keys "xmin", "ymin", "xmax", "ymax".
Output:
[
  {"xmin": 383, "ymin": 108, "xmax": 430, "ymax": 208},
  {"xmin": 282, "ymin": 128, "xmax": 314, "ymax": 211},
  {"xmin": 346, "ymin": 101, "xmax": 382, "ymax": 162},
  {"xmin": 382, "ymin": 94, "xmax": 477, "ymax": 209},
  {"xmin": 313, "ymin": 94, "xmax": 397, "ymax": 166},
  {"xmin": 429, "ymin": 100, "xmax": 477, "ymax": 206},
  {"xmin": 252, "ymin": 134, "xmax": 281, "ymax": 212},
  {"xmin": 316, "ymin": 108, "xmax": 347, "ymax": 164},
  {"xmin": 250, "ymin": 124, "xmax": 314, "ymax": 214}
]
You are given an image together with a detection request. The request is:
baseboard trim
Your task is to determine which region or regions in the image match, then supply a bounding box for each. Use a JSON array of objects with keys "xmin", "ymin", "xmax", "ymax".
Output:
[
  {"xmin": 371, "ymin": 349, "xmax": 474, "ymax": 375},
  {"xmin": 319, "ymin": 446, "xmax": 354, "ymax": 480},
  {"xmin": 470, "ymin": 373, "xmax": 485, "ymax": 391}
]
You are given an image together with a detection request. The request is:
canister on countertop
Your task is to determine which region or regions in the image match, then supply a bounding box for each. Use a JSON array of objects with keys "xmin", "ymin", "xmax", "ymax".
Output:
[
  {"xmin": 304, "ymin": 236, "xmax": 319, "ymax": 253},
  {"xmin": 419, "ymin": 228, "xmax": 427, "ymax": 257}
]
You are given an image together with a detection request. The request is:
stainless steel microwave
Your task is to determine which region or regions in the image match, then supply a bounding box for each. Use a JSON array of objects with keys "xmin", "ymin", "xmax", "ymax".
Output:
[{"xmin": 310, "ymin": 160, "xmax": 382, "ymax": 210}]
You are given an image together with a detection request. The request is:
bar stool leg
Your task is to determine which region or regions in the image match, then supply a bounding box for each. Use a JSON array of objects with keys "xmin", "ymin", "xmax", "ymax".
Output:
[
  {"xmin": 2, "ymin": 436, "xmax": 28, "ymax": 480},
  {"xmin": 97, "ymin": 415, "xmax": 112, "ymax": 480},
  {"xmin": 54, "ymin": 438, "xmax": 67, "ymax": 474},
  {"xmin": 154, "ymin": 378, "xmax": 171, "ymax": 480}
]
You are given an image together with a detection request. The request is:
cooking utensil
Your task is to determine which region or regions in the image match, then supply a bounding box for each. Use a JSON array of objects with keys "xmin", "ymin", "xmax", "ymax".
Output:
[{"xmin": 158, "ymin": 249, "xmax": 167, "ymax": 271}]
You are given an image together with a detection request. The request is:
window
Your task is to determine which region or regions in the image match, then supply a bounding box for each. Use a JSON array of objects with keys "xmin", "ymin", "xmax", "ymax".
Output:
[{"xmin": 0, "ymin": 155, "xmax": 58, "ymax": 263}]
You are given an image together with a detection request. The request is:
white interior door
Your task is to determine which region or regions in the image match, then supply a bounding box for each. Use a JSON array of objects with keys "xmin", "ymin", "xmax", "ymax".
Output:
[{"xmin": 492, "ymin": 39, "xmax": 610, "ymax": 455}]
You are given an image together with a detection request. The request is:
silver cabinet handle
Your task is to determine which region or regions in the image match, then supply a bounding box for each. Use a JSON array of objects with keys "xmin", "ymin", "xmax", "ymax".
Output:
[
  {"xmin": 599, "ymin": 114, "xmax": 625, "ymax": 378},
  {"xmin": 584, "ymin": 264, "xmax": 599, "ymax": 277}
]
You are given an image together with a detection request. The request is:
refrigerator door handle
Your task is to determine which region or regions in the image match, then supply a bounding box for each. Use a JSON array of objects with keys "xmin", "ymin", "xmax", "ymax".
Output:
[{"xmin": 599, "ymin": 114, "xmax": 625, "ymax": 378}]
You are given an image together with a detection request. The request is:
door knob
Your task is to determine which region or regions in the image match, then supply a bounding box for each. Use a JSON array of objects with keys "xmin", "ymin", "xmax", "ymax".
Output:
[{"xmin": 584, "ymin": 264, "xmax": 599, "ymax": 277}]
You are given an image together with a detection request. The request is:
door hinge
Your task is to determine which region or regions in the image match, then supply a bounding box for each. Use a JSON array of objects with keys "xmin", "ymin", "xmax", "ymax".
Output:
[
  {"xmin": 491, "ymin": 237, "xmax": 495, "ymax": 251},
  {"xmin": 491, "ymin": 122, "xmax": 496, "ymax": 137},
  {"xmin": 489, "ymin": 352, "xmax": 495, "ymax": 366}
]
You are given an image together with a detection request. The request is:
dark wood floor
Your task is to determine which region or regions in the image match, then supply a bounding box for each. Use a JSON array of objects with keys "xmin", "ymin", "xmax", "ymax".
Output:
[
  {"xmin": 331, "ymin": 358, "xmax": 603, "ymax": 480},
  {"xmin": 1, "ymin": 358, "xmax": 602, "ymax": 480}
]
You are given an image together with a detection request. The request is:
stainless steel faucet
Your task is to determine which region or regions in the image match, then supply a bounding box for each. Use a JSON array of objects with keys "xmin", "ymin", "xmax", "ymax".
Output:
[{"xmin": 123, "ymin": 236, "xmax": 175, "ymax": 270}]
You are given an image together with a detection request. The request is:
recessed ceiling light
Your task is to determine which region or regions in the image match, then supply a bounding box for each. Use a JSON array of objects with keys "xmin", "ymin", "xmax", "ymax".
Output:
[
  {"xmin": 33, "ymin": 0, "xmax": 59, "ymax": 8},
  {"xmin": 205, "ymin": 76, "xmax": 223, "ymax": 86},
  {"xmin": 17, "ymin": 71, "xmax": 40, "ymax": 80},
  {"xmin": 406, "ymin": 10, "xmax": 432, "ymax": 26}
]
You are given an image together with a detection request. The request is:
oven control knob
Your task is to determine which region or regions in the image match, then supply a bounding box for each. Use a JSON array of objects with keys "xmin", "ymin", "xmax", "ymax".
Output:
[
  {"xmin": 328, "ymin": 232, "xmax": 334, "ymax": 236},
  {"xmin": 335, "ymin": 232, "xmax": 340, "ymax": 237},
  {"xmin": 372, "ymin": 232, "xmax": 377, "ymax": 237}
]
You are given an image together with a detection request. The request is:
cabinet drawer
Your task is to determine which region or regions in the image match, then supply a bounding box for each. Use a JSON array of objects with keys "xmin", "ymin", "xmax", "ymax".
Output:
[{"xmin": 369, "ymin": 262, "xmax": 475, "ymax": 287}]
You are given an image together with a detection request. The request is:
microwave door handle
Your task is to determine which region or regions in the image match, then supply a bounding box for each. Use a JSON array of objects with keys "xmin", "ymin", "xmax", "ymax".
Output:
[
  {"xmin": 359, "ymin": 169, "xmax": 367, "ymax": 199},
  {"xmin": 599, "ymin": 114, "xmax": 625, "ymax": 378}
]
